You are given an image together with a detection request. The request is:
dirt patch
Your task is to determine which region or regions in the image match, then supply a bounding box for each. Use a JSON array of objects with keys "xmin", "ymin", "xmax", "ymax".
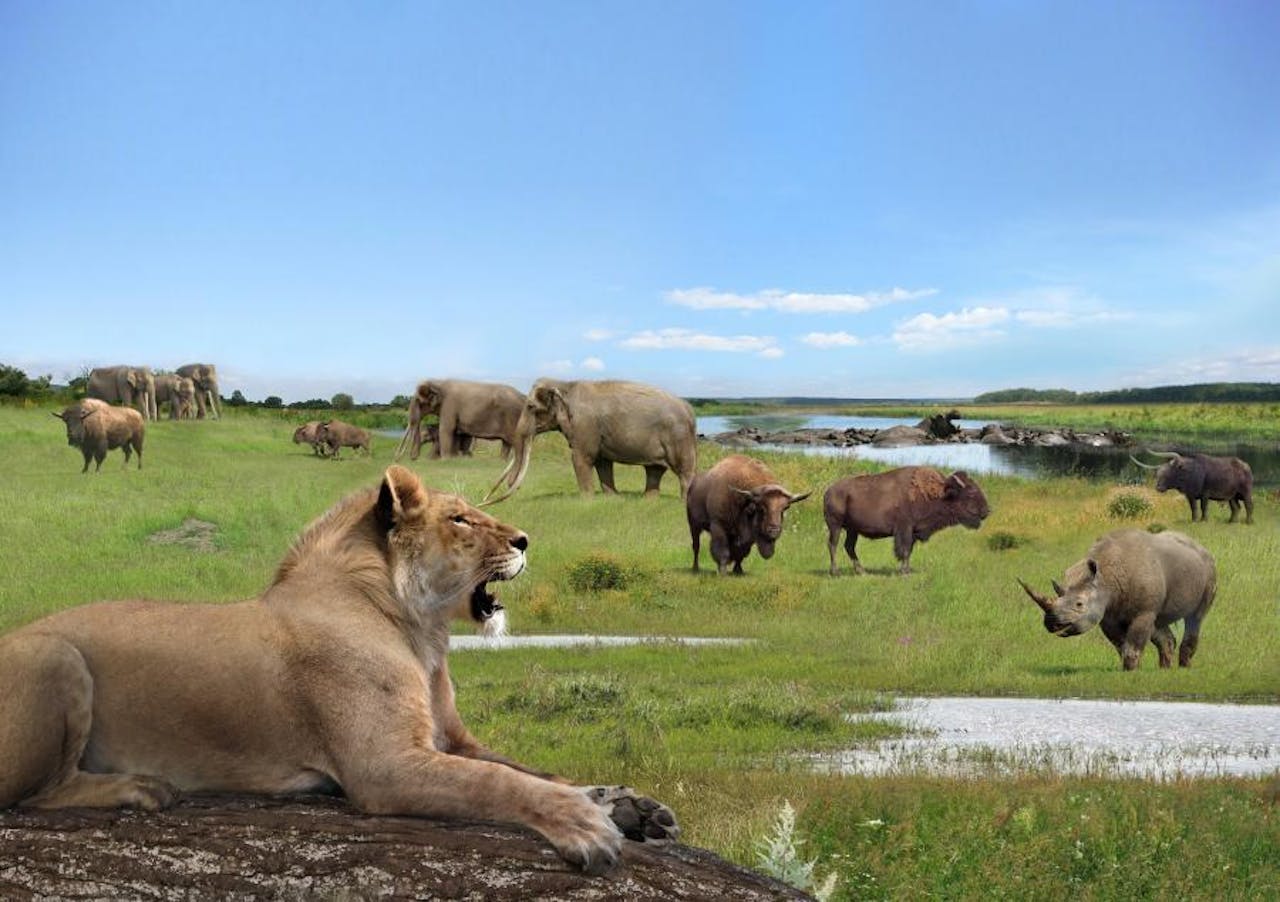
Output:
[
  {"xmin": 147, "ymin": 518, "xmax": 218, "ymax": 552},
  {"xmin": 0, "ymin": 794, "xmax": 804, "ymax": 900}
]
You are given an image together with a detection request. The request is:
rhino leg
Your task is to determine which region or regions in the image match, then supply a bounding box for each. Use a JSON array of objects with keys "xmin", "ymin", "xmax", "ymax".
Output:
[
  {"xmin": 643, "ymin": 464, "xmax": 666, "ymax": 497},
  {"xmin": 1179, "ymin": 615, "xmax": 1204, "ymax": 667},
  {"xmin": 1120, "ymin": 614, "xmax": 1156, "ymax": 671},
  {"xmin": 1100, "ymin": 619, "xmax": 1125, "ymax": 657},
  {"xmin": 1150, "ymin": 625, "xmax": 1176, "ymax": 669}
]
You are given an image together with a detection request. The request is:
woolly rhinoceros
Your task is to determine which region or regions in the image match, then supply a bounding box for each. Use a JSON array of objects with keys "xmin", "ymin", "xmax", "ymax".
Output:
[{"xmin": 1018, "ymin": 529, "xmax": 1216, "ymax": 671}]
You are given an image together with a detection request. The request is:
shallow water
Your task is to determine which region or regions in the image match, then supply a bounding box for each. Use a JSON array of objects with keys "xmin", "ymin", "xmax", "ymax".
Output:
[
  {"xmin": 451, "ymin": 634, "xmax": 749, "ymax": 650},
  {"xmin": 825, "ymin": 696, "xmax": 1280, "ymax": 779}
]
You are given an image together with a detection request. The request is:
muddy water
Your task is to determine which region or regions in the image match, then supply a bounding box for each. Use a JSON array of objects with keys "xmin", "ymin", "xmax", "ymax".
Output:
[{"xmin": 826, "ymin": 696, "xmax": 1280, "ymax": 779}]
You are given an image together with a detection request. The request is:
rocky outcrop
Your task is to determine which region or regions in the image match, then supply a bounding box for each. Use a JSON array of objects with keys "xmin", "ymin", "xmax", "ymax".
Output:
[{"xmin": 0, "ymin": 795, "xmax": 804, "ymax": 901}]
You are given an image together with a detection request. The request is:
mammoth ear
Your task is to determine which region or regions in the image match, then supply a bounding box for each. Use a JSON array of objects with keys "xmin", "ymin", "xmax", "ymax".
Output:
[{"xmin": 377, "ymin": 465, "xmax": 429, "ymax": 532}]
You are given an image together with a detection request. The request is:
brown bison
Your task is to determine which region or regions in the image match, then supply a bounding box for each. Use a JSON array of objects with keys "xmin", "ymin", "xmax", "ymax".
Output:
[
  {"xmin": 823, "ymin": 466, "xmax": 990, "ymax": 575},
  {"xmin": 292, "ymin": 421, "xmax": 329, "ymax": 457},
  {"xmin": 53, "ymin": 399, "xmax": 145, "ymax": 473},
  {"xmin": 317, "ymin": 420, "xmax": 371, "ymax": 459},
  {"xmin": 1130, "ymin": 451, "xmax": 1254, "ymax": 524},
  {"xmin": 1018, "ymin": 529, "xmax": 1216, "ymax": 670},
  {"xmin": 686, "ymin": 455, "xmax": 810, "ymax": 575}
]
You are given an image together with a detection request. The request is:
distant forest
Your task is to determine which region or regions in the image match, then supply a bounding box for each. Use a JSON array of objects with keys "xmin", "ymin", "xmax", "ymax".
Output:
[{"xmin": 972, "ymin": 383, "xmax": 1280, "ymax": 404}]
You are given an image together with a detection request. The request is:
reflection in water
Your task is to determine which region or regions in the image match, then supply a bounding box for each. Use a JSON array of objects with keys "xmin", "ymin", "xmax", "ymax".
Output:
[{"xmin": 697, "ymin": 415, "xmax": 1280, "ymax": 487}]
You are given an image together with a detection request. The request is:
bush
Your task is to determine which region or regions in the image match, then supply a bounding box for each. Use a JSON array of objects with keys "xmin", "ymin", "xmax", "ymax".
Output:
[
  {"xmin": 566, "ymin": 554, "xmax": 635, "ymax": 592},
  {"xmin": 1106, "ymin": 491, "xmax": 1154, "ymax": 520},
  {"xmin": 1147, "ymin": 522, "xmax": 1167, "ymax": 534},
  {"xmin": 986, "ymin": 531, "xmax": 1026, "ymax": 552}
]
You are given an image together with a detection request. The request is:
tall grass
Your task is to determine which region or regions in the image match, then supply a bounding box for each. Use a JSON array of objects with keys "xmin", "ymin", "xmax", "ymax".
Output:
[{"xmin": 1, "ymin": 406, "xmax": 1276, "ymax": 898}]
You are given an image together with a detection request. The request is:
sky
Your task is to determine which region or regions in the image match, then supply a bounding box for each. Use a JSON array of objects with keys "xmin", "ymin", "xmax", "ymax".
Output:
[{"xmin": 2, "ymin": 1, "xmax": 1278, "ymax": 403}]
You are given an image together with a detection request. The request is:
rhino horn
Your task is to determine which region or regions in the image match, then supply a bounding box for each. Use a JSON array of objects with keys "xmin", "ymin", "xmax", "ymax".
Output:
[{"xmin": 1017, "ymin": 578, "xmax": 1054, "ymax": 613}]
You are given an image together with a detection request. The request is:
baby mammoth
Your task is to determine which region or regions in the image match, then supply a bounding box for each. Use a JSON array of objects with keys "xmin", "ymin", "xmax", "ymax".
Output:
[
  {"xmin": 1019, "ymin": 529, "xmax": 1216, "ymax": 671},
  {"xmin": 53, "ymin": 399, "xmax": 145, "ymax": 473}
]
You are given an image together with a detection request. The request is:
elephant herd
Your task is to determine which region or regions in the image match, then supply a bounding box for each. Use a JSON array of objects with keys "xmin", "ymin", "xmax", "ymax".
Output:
[{"xmin": 86, "ymin": 364, "xmax": 221, "ymax": 422}]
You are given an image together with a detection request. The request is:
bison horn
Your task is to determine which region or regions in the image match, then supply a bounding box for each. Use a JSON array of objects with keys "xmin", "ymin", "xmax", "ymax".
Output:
[
  {"xmin": 789, "ymin": 490, "xmax": 812, "ymax": 504},
  {"xmin": 732, "ymin": 487, "xmax": 755, "ymax": 498},
  {"xmin": 1128, "ymin": 454, "xmax": 1161, "ymax": 470},
  {"xmin": 1017, "ymin": 578, "xmax": 1054, "ymax": 612}
]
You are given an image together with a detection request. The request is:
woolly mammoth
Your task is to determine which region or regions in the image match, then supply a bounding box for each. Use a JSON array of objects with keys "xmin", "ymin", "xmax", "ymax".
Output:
[
  {"xmin": 488, "ymin": 378, "xmax": 697, "ymax": 502},
  {"xmin": 395, "ymin": 379, "xmax": 524, "ymax": 461},
  {"xmin": 153, "ymin": 373, "xmax": 196, "ymax": 420},
  {"xmin": 86, "ymin": 366, "xmax": 158, "ymax": 421},
  {"xmin": 175, "ymin": 363, "xmax": 221, "ymax": 419}
]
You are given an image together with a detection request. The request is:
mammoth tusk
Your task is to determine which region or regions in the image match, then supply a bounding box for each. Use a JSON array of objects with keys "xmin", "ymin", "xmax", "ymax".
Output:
[
  {"xmin": 1128, "ymin": 454, "xmax": 1161, "ymax": 470},
  {"xmin": 394, "ymin": 424, "xmax": 413, "ymax": 461},
  {"xmin": 1017, "ymin": 578, "xmax": 1054, "ymax": 613}
]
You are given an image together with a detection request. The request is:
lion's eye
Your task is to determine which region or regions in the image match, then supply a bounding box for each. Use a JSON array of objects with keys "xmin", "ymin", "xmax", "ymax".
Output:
[{"xmin": 451, "ymin": 514, "xmax": 469, "ymax": 526}]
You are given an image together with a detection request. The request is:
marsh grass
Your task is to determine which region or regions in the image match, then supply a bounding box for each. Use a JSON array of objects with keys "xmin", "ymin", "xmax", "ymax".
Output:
[{"xmin": 1, "ymin": 406, "xmax": 1277, "ymax": 898}]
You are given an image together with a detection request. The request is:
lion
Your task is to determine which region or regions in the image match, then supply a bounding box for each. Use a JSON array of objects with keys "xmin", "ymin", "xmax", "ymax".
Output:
[{"xmin": 0, "ymin": 465, "xmax": 677, "ymax": 873}]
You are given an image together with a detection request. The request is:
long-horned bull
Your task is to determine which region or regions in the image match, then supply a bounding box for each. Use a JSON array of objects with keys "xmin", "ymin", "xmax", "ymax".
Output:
[
  {"xmin": 1019, "ymin": 528, "xmax": 1216, "ymax": 671},
  {"xmin": 822, "ymin": 466, "xmax": 990, "ymax": 575},
  {"xmin": 685, "ymin": 454, "xmax": 811, "ymax": 575},
  {"xmin": 1129, "ymin": 450, "xmax": 1253, "ymax": 524}
]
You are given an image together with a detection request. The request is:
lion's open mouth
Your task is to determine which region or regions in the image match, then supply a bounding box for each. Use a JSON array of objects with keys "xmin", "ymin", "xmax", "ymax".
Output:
[{"xmin": 469, "ymin": 582, "xmax": 504, "ymax": 623}]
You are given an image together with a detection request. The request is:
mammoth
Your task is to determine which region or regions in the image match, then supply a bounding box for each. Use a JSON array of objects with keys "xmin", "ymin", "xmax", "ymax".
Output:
[
  {"xmin": 488, "ymin": 379, "xmax": 697, "ymax": 502},
  {"xmin": 395, "ymin": 379, "xmax": 524, "ymax": 461},
  {"xmin": 686, "ymin": 454, "xmax": 810, "ymax": 575},
  {"xmin": 87, "ymin": 366, "xmax": 158, "ymax": 422},
  {"xmin": 1130, "ymin": 451, "xmax": 1253, "ymax": 524},
  {"xmin": 153, "ymin": 373, "xmax": 197, "ymax": 420},
  {"xmin": 1019, "ymin": 528, "xmax": 1216, "ymax": 671},
  {"xmin": 175, "ymin": 364, "xmax": 221, "ymax": 420}
]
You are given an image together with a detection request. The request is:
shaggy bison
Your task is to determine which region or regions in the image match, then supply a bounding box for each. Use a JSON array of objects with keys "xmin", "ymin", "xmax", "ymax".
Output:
[
  {"xmin": 1019, "ymin": 529, "xmax": 1216, "ymax": 671},
  {"xmin": 686, "ymin": 455, "xmax": 810, "ymax": 575},
  {"xmin": 823, "ymin": 466, "xmax": 990, "ymax": 575},
  {"xmin": 292, "ymin": 421, "xmax": 329, "ymax": 457},
  {"xmin": 317, "ymin": 420, "xmax": 371, "ymax": 459},
  {"xmin": 1131, "ymin": 451, "xmax": 1254, "ymax": 524},
  {"xmin": 53, "ymin": 399, "xmax": 145, "ymax": 473}
]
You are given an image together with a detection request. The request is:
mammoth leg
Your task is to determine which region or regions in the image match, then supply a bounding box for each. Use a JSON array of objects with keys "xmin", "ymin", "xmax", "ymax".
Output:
[
  {"xmin": 456, "ymin": 433, "xmax": 475, "ymax": 456},
  {"xmin": 594, "ymin": 459, "xmax": 619, "ymax": 495},
  {"xmin": 0, "ymin": 635, "xmax": 177, "ymax": 812},
  {"xmin": 1150, "ymin": 625, "xmax": 1176, "ymax": 669},
  {"xmin": 570, "ymin": 451, "xmax": 597, "ymax": 495},
  {"xmin": 643, "ymin": 464, "xmax": 666, "ymax": 497}
]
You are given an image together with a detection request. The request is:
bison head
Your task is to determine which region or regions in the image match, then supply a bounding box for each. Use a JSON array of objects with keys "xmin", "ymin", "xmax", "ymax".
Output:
[
  {"xmin": 1018, "ymin": 559, "xmax": 1107, "ymax": 638},
  {"xmin": 1131, "ymin": 451, "xmax": 1197, "ymax": 494},
  {"xmin": 735, "ymin": 484, "xmax": 811, "ymax": 558},
  {"xmin": 945, "ymin": 471, "xmax": 990, "ymax": 528}
]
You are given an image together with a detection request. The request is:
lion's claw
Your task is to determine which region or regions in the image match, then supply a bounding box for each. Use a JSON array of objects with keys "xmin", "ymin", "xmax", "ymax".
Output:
[{"xmin": 586, "ymin": 785, "xmax": 680, "ymax": 844}]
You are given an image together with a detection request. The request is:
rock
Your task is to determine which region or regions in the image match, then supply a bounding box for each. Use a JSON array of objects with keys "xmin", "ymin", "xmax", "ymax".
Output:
[
  {"xmin": 980, "ymin": 428, "xmax": 1014, "ymax": 446},
  {"xmin": 0, "ymin": 795, "xmax": 805, "ymax": 901},
  {"xmin": 871, "ymin": 425, "xmax": 928, "ymax": 447}
]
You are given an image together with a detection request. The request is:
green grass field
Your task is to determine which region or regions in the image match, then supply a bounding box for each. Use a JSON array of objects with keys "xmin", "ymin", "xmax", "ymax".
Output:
[{"xmin": 2, "ymin": 406, "xmax": 1277, "ymax": 899}]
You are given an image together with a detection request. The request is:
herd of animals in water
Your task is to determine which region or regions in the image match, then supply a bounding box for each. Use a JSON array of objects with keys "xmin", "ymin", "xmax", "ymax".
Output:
[{"xmin": 50, "ymin": 370, "xmax": 1258, "ymax": 673}]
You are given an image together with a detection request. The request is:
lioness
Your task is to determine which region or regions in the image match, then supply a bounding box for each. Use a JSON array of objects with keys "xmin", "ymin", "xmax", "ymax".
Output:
[{"xmin": 0, "ymin": 466, "xmax": 677, "ymax": 873}]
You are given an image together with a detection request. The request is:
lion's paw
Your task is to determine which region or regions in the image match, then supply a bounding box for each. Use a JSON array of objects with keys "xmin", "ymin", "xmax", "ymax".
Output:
[
  {"xmin": 537, "ymin": 786, "xmax": 623, "ymax": 875},
  {"xmin": 586, "ymin": 785, "xmax": 680, "ymax": 844},
  {"xmin": 122, "ymin": 775, "xmax": 180, "ymax": 811}
]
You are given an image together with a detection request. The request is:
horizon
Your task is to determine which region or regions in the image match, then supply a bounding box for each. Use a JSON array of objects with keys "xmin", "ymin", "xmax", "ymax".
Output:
[{"xmin": 3, "ymin": 2, "xmax": 1278, "ymax": 403}]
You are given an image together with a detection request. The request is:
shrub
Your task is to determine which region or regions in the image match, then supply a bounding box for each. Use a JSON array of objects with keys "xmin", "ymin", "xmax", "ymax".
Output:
[
  {"xmin": 986, "ymin": 531, "xmax": 1025, "ymax": 552},
  {"xmin": 1107, "ymin": 491, "xmax": 1153, "ymax": 520},
  {"xmin": 1147, "ymin": 522, "xmax": 1167, "ymax": 534},
  {"xmin": 567, "ymin": 553, "xmax": 635, "ymax": 592}
]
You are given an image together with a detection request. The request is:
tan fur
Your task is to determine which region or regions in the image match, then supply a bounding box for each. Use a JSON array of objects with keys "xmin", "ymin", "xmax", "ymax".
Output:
[{"xmin": 0, "ymin": 466, "xmax": 674, "ymax": 872}]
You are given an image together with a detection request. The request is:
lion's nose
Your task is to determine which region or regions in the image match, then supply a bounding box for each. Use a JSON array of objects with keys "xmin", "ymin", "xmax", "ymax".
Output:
[{"xmin": 510, "ymin": 533, "xmax": 528, "ymax": 552}]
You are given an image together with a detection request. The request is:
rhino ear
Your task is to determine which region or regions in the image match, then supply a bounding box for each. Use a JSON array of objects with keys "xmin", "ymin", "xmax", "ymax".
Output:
[{"xmin": 1087, "ymin": 559, "xmax": 1099, "ymax": 578}]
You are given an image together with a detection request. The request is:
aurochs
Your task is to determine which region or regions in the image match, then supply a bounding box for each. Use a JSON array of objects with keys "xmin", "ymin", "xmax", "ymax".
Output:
[
  {"xmin": 1019, "ymin": 529, "xmax": 1216, "ymax": 671},
  {"xmin": 1131, "ymin": 451, "xmax": 1254, "ymax": 524},
  {"xmin": 823, "ymin": 466, "xmax": 990, "ymax": 575}
]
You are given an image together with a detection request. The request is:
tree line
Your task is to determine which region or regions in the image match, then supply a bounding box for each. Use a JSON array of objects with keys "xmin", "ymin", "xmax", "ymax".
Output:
[{"xmin": 972, "ymin": 383, "xmax": 1280, "ymax": 404}]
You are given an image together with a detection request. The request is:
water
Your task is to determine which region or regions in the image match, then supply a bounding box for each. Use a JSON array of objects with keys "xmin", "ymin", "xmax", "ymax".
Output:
[
  {"xmin": 823, "ymin": 696, "xmax": 1280, "ymax": 779},
  {"xmin": 450, "ymin": 634, "xmax": 749, "ymax": 650},
  {"xmin": 698, "ymin": 414, "xmax": 1280, "ymax": 486}
]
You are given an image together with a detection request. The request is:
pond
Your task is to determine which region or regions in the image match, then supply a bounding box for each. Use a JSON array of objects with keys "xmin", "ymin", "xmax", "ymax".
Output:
[
  {"xmin": 697, "ymin": 414, "xmax": 1280, "ymax": 487},
  {"xmin": 823, "ymin": 696, "xmax": 1280, "ymax": 779}
]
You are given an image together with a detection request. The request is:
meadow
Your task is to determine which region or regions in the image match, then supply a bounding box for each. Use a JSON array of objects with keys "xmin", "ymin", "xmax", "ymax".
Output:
[{"xmin": 2, "ymin": 405, "xmax": 1277, "ymax": 899}]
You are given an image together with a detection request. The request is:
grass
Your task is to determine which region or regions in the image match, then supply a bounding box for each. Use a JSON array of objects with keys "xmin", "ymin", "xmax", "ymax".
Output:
[{"xmin": 2, "ymin": 405, "xmax": 1277, "ymax": 899}]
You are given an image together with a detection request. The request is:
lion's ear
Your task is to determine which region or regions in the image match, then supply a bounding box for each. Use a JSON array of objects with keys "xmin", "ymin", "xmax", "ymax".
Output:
[{"xmin": 377, "ymin": 465, "xmax": 428, "ymax": 531}]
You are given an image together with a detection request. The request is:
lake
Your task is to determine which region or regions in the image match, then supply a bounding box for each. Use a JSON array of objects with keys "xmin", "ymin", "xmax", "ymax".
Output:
[{"xmin": 697, "ymin": 414, "xmax": 1280, "ymax": 487}]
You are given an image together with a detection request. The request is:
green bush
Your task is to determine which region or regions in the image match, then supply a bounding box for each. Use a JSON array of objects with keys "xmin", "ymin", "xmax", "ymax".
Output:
[
  {"xmin": 567, "ymin": 553, "xmax": 635, "ymax": 592},
  {"xmin": 986, "ymin": 531, "xmax": 1026, "ymax": 552},
  {"xmin": 1106, "ymin": 491, "xmax": 1153, "ymax": 520}
]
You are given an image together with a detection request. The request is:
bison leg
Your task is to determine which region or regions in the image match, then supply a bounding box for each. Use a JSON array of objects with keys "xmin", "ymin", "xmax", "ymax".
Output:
[
  {"xmin": 1227, "ymin": 498, "xmax": 1240, "ymax": 523},
  {"xmin": 1150, "ymin": 625, "xmax": 1176, "ymax": 669},
  {"xmin": 1242, "ymin": 491, "xmax": 1254, "ymax": 525},
  {"xmin": 80, "ymin": 449, "xmax": 92, "ymax": 474},
  {"xmin": 689, "ymin": 524, "xmax": 702, "ymax": 572},
  {"xmin": 844, "ymin": 531, "xmax": 864, "ymax": 575},
  {"xmin": 826, "ymin": 522, "xmax": 841, "ymax": 576},
  {"xmin": 893, "ymin": 524, "xmax": 915, "ymax": 575},
  {"xmin": 643, "ymin": 464, "xmax": 666, "ymax": 497},
  {"xmin": 1186, "ymin": 496, "xmax": 1199, "ymax": 521},
  {"xmin": 708, "ymin": 524, "xmax": 733, "ymax": 576}
]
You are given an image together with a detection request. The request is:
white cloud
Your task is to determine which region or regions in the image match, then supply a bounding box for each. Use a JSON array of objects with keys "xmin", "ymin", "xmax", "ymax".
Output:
[
  {"xmin": 665, "ymin": 286, "xmax": 936, "ymax": 314},
  {"xmin": 800, "ymin": 331, "xmax": 863, "ymax": 349},
  {"xmin": 1127, "ymin": 347, "xmax": 1280, "ymax": 384},
  {"xmin": 892, "ymin": 306, "xmax": 1010, "ymax": 351},
  {"xmin": 584, "ymin": 328, "xmax": 615, "ymax": 341},
  {"xmin": 580, "ymin": 356, "xmax": 605, "ymax": 371},
  {"xmin": 543, "ymin": 359, "xmax": 575, "ymax": 373},
  {"xmin": 759, "ymin": 347, "xmax": 785, "ymax": 359},
  {"xmin": 618, "ymin": 328, "xmax": 781, "ymax": 357},
  {"xmin": 1014, "ymin": 309, "xmax": 1132, "ymax": 328}
]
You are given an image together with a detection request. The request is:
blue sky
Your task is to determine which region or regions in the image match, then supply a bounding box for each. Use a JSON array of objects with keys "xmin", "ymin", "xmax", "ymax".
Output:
[{"xmin": 2, "ymin": 1, "xmax": 1277, "ymax": 402}]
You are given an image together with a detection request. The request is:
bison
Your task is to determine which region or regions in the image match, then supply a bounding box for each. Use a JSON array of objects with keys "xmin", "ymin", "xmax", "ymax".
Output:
[
  {"xmin": 292, "ymin": 421, "xmax": 330, "ymax": 457},
  {"xmin": 1018, "ymin": 528, "xmax": 1216, "ymax": 671},
  {"xmin": 53, "ymin": 399, "xmax": 145, "ymax": 473},
  {"xmin": 686, "ymin": 455, "xmax": 810, "ymax": 575},
  {"xmin": 317, "ymin": 420, "xmax": 371, "ymax": 459},
  {"xmin": 1130, "ymin": 451, "xmax": 1253, "ymax": 524},
  {"xmin": 823, "ymin": 466, "xmax": 990, "ymax": 575}
]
